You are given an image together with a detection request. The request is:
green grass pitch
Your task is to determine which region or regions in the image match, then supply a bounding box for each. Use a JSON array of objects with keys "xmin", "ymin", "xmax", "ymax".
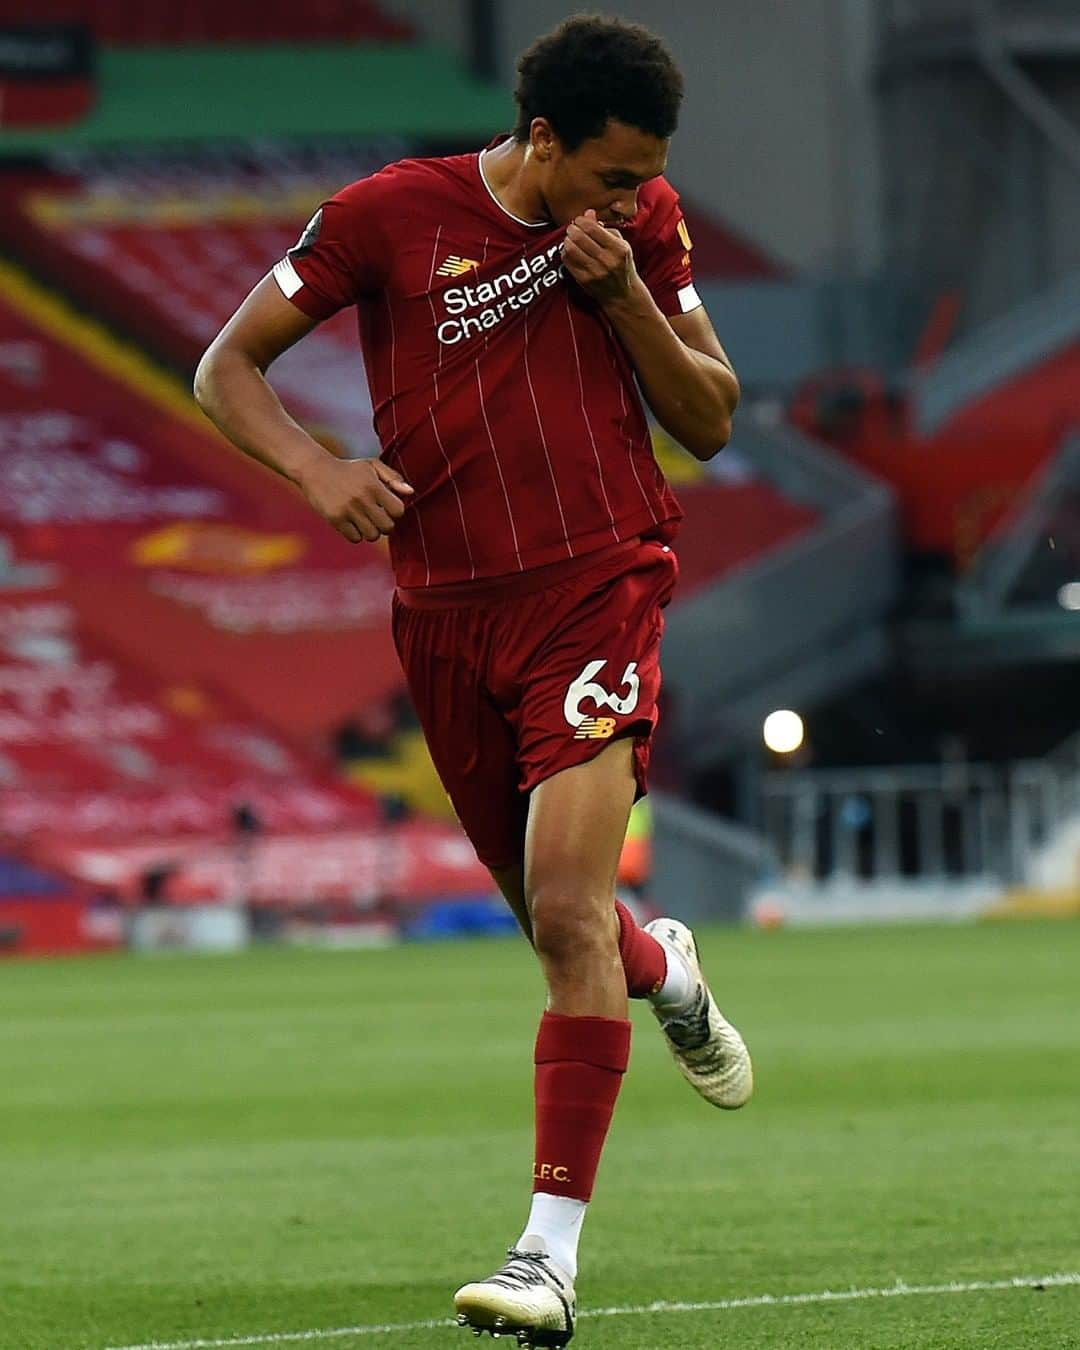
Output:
[{"xmin": 3, "ymin": 920, "xmax": 1079, "ymax": 1349}]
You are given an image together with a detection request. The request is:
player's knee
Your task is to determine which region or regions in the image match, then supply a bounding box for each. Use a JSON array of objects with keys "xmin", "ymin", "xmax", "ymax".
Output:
[{"xmin": 529, "ymin": 885, "xmax": 617, "ymax": 971}]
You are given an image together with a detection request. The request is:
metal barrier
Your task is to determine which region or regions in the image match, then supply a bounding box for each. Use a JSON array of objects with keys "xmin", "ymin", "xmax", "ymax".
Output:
[
  {"xmin": 648, "ymin": 734, "xmax": 1079, "ymax": 925},
  {"xmin": 761, "ymin": 731, "xmax": 1080, "ymax": 888}
]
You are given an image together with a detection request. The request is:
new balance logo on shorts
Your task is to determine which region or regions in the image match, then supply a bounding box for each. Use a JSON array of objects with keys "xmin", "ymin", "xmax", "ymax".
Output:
[
  {"xmin": 563, "ymin": 659, "xmax": 640, "ymax": 738},
  {"xmin": 574, "ymin": 717, "xmax": 617, "ymax": 741}
]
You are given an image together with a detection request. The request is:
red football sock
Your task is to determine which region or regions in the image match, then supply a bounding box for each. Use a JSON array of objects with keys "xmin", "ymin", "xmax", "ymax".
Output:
[
  {"xmin": 533, "ymin": 1012, "xmax": 631, "ymax": 1203},
  {"xmin": 615, "ymin": 899, "xmax": 667, "ymax": 998}
]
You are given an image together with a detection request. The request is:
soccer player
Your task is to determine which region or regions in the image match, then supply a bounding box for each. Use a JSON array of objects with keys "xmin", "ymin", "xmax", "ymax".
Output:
[{"xmin": 195, "ymin": 16, "xmax": 752, "ymax": 1347}]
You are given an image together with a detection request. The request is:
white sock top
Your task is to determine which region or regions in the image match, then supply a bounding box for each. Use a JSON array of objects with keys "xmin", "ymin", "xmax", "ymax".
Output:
[
  {"xmin": 649, "ymin": 936, "xmax": 695, "ymax": 1010},
  {"xmin": 517, "ymin": 1193, "xmax": 587, "ymax": 1279}
]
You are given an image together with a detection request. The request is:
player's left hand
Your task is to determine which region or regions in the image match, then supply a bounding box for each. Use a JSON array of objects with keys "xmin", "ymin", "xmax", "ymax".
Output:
[{"xmin": 562, "ymin": 209, "xmax": 637, "ymax": 306}]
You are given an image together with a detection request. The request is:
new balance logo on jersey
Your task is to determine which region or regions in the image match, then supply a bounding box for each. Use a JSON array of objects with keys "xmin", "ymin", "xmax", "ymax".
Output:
[
  {"xmin": 563, "ymin": 659, "xmax": 641, "ymax": 734},
  {"xmin": 435, "ymin": 254, "xmax": 480, "ymax": 277},
  {"xmin": 575, "ymin": 717, "xmax": 617, "ymax": 741}
]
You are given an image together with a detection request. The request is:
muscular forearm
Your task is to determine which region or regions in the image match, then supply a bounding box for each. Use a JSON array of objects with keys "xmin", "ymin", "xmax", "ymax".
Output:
[
  {"xmin": 193, "ymin": 277, "xmax": 413, "ymax": 546},
  {"xmin": 604, "ymin": 281, "xmax": 738, "ymax": 461},
  {"xmin": 193, "ymin": 346, "xmax": 328, "ymax": 486}
]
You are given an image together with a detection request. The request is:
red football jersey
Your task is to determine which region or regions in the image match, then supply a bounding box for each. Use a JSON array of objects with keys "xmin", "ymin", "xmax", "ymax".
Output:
[{"xmin": 273, "ymin": 142, "xmax": 700, "ymax": 586}]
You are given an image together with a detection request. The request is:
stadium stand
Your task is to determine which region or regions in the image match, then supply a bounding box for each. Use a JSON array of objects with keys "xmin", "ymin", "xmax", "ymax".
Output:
[
  {"xmin": 0, "ymin": 146, "xmax": 814, "ymax": 670},
  {"xmin": 791, "ymin": 270, "xmax": 1080, "ymax": 563},
  {"xmin": 0, "ymin": 854, "xmax": 69, "ymax": 897},
  {"xmin": 0, "ymin": 151, "xmax": 398, "ymax": 455},
  {"xmin": 952, "ymin": 437, "xmax": 1080, "ymax": 667},
  {"xmin": 790, "ymin": 348, "xmax": 1080, "ymax": 562},
  {"xmin": 0, "ymin": 896, "xmax": 115, "ymax": 955},
  {"xmin": 0, "ymin": 852, "xmax": 120, "ymax": 957},
  {"xmin": 0, "ymin": 1, "xmax": 414, "ymax": 44},
  {"xmin": 0, "ymin": 260, "xmax": 404, "ymax": 732},
  {"xmin": 0, "ymin": 262, "xmax": 491, "ymax": 941},
  {"xmin": 0, "ymin": 17, "xmax": 902, "ymax": 944},
  {"xmin": 673, "ymin": 476, "xmax": 820, "ymax": 599},
  {"xmin": 0, "ymin": 145, "xmax": 779, "ymax": 444},
  {"xmin": 0, "ymin": 110, "xmax": 807, "ymax": 937},
  {"xmin": 0, "ymin": 43, "xmax": 510, "ymax": 150}
]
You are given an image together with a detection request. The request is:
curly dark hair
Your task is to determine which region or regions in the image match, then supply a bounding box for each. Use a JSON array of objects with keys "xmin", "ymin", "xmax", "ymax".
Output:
[{"xmin": 513, "ymin": 14, "xmax": 683, "ymax": 151}]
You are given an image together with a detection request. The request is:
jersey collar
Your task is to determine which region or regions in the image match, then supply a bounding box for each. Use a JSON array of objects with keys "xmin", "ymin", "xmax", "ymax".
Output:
[{"xmin": 477, "ymin": 134, "xmax": 550, "ymax": 230}]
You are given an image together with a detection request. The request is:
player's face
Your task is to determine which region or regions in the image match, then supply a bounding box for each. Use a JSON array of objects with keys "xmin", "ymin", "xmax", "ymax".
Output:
[{"xmin": 534, "ymin": 118, "xmax": 669, "ymax": 227}]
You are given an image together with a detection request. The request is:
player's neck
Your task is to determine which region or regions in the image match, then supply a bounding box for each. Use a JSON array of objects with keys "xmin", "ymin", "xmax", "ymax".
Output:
[{"xmin": 480, "ymin": 139, "xmax": 551, "ymax": 227}]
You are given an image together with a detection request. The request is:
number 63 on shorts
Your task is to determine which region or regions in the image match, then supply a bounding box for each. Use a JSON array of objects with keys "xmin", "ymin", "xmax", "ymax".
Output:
[{"xmin": 392, "ymin": 538, "xmax": 678, "ymax": 869}]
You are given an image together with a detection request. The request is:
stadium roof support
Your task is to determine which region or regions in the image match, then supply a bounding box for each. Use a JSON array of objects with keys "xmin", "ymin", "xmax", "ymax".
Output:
[{"xmin": 876, "ymin": 0, "xmax": 1080, "ymax": 335}]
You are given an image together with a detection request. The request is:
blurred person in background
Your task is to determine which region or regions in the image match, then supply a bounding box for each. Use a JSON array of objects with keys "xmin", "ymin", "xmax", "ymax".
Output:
[{"xmin": 195, "ymin": 15, "xmax": 750, "ymax": 1346}]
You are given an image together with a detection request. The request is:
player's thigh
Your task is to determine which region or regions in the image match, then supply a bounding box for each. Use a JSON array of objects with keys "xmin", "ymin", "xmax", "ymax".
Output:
[
  {"xmin": 392, "ymin": 597, "xmax": 527, "ymax": 871},
  {"xmin": 524, "ymin": 736, "xmax": 637, "ymax": 913}
]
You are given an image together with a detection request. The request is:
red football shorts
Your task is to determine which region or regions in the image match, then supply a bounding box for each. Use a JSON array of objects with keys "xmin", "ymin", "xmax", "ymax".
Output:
[{"xmin": 391, "ymin": 537, "xmax": 678, "ymax": 871}]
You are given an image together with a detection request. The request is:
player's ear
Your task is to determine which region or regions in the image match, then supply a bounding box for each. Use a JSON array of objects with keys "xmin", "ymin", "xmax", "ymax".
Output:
[{"xmin": 530, "ymin": 118, "xmax": 557, "ymax": 163}]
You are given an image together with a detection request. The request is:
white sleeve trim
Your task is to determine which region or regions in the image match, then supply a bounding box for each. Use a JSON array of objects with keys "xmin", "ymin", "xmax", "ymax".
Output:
[
  {"xmin": 677, "ymin": 282, "xmax": 702, "ymax": 314},
  {"xmin": 273, "ymin": 256, "xmax": 304, "ymax": 300}
]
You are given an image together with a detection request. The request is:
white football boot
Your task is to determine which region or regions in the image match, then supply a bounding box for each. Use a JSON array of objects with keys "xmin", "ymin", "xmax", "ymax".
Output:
[
  {"xmin": 454, "ymin": 1235, "xmax": 575, "ymax": 1347},
  {"xmin": 644, "ymin": 917, "xmax": 753, "ymax": 1109}
]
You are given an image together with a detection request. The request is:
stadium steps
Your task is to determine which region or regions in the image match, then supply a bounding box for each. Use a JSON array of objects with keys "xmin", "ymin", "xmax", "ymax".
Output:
[
  {"xmin": 949, "ymin": 436, "xmax": 1080, "ymax": 654},
  {"xmin": 913, "ymin": 270, "xmax": 1080, "ymax": 437},
  {"xmin": 661, "ymin": 418, "xmax": 901, "ymax": 765}
]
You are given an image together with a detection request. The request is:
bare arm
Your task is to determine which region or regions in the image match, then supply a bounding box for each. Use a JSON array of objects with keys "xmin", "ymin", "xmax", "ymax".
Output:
[
  {"xmin": 605, "ymin": 294, "xmax": 738, "ymax": 460},
  {"xmin": 561, "ymin": 212, "xmax": 739, "ymax": 461},
  {"xmin": 194, "ymin": 275, "xmax": 412, "ymax": 543}
]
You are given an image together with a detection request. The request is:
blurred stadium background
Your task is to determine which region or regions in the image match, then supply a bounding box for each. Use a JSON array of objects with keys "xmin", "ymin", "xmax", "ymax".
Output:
[
  {"xmin": 1, "ymin": 4, "xmax": 1079, "ymax": 1348},
  {"xmin": 0, "ymin": 0, "xmax": 1077, "ymax": 952}
]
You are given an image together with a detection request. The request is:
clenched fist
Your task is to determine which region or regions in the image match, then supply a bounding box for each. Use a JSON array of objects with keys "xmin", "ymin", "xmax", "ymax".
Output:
[
  {"xmin": 561, "ymin": 209, "xmax": 637, "ymax": 306},
  {"xmin": 298, "ymin": 455, "xmax": 414, "ymax": 543}
]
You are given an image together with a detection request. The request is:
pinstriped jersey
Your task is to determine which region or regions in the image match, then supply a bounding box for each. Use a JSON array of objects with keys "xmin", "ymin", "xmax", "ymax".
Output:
[{"xmin": 273, "ymin": 142, "xmax": 697, "ymax": 587}]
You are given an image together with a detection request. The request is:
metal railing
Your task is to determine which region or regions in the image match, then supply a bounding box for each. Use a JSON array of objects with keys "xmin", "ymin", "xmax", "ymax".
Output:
[{"xmin": 762, "ymin": 732, "xmax": 1080, "ymax": 888}]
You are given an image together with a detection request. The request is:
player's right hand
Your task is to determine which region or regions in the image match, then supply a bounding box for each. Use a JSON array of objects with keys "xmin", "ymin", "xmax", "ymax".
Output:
[{"xmin": 299, "ymin": 456, "xmax": 414, "ymax": 543}]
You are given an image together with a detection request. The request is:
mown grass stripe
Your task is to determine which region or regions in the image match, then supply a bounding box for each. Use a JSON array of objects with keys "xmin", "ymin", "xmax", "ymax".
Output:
[{"xmin": 105, "ymin": 1270, "xmax": 1080, "ymax": 1348}]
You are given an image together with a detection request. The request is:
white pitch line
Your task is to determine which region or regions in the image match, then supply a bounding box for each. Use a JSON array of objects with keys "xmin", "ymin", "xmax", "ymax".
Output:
[
  {"xmin": 105, "ymin": 1270, "xmax": 1080, "ymax": 1350},
  {"xmin": 104, "ymin": 1320, "xmax": 450, "ymax": 1350}
]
